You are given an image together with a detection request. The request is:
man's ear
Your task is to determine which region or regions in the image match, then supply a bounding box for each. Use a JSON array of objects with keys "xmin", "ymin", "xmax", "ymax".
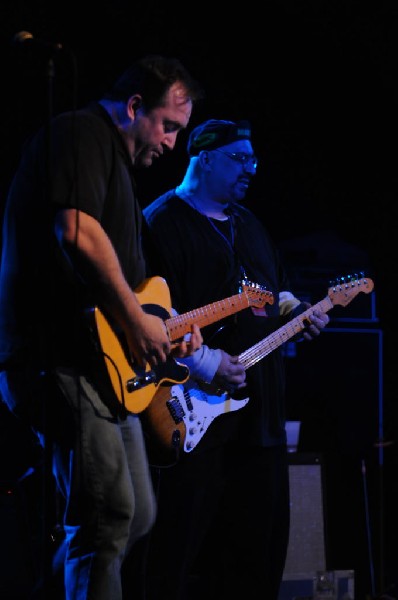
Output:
[
  {"xmin": 127, "ymin": 94, "xmax": 142, "ymax": 118},
  {"xmin": 199, "ymin": 151, "xmax": 211, "ymax": 169}
]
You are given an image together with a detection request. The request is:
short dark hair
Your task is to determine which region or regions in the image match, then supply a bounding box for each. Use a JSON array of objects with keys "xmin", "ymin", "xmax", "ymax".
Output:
[{"xmin": 103, "ymin": 55, "xmax": 204, "ymax": 110}]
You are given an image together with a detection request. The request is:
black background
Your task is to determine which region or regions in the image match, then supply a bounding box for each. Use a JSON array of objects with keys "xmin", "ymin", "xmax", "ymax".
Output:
[{"xmin": 1, "ymin": 1, "xmax": 398, "ymax": 598}]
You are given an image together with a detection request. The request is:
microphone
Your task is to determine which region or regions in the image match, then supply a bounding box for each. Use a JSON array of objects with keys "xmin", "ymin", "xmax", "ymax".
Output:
[{"xmin": 12, "ymin": 31, "xmax": 63, "ymax": 53}]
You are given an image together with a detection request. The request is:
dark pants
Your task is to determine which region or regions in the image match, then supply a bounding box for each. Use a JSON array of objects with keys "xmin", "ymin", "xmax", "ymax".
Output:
[
  {"xmin": 125, "ymin": 441, "xmax": 290, "ymax": 600},
  {"xmin": 0, "ymin": 367, "xmax": 156, "ymax": 600}
]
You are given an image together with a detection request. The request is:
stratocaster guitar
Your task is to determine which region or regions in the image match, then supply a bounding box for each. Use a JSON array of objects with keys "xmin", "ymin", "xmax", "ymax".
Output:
[
  {"xmin": 88, "ymin": 276, "xmax": 273, "ymax": 414},
  {"xmin": 142, "ymin": 274, "xmax": 374, "ymax": 461}
]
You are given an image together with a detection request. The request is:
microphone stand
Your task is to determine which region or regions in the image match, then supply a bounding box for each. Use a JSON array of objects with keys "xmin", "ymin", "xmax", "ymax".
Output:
[
  {"xmin": 38, "ymin": 52, "xmax": 58, "ymax": 600},
  {"xmin": 36, "ymin": 41, "xmax": 78, "ymax": 600}
]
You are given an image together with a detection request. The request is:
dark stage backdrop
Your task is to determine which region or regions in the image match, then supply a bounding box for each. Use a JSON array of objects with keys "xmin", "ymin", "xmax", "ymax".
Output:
[{"xmin": 1, "ymin": 2, "xmax": 397, "ymax": 598}]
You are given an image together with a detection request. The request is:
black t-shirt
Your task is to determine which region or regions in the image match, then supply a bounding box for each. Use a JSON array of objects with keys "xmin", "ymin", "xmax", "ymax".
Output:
[
  {"xmin": 0, "ymin": 102, "xmax": 145, "ymax": 369},
  {"xmin": 143, "ymin": 191, "xmax": 292, "ymax": 447}
]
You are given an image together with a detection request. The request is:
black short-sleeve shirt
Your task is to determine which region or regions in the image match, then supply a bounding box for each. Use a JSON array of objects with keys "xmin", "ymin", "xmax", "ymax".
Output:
[{"xmin": 0, "ymin": 102, "xmax": 145, "ymax": 368}]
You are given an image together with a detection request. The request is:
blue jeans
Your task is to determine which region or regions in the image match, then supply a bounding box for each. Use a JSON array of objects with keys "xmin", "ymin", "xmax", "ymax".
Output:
[{"xmin": 0, "ymin": 366, "xmax": 157, "ymax": 600}]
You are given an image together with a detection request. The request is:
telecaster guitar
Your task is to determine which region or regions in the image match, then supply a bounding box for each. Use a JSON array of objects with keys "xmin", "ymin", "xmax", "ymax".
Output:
[
  {"xmin": 143, "ymin": 274, "xmax": 374, "ymax": 460},
  {"xmin": 88, "ymin": 276, "xmax": 273, "ymax": 414}
]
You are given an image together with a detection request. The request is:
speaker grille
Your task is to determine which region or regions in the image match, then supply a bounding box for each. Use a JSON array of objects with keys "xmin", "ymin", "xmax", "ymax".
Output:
[{"xmin": 283, "ymin": 454, "xmax": 326, "ymax": 577}]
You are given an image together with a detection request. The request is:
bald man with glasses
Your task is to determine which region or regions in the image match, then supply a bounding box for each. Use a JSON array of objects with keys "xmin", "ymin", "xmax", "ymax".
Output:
[{"xmin": 130, "ymin": 119, "xmax": 329, "ymax": 600}]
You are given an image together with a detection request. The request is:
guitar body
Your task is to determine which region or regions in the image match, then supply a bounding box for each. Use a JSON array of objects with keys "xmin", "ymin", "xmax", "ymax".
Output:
[
  {"xmin": 134, "ymin": 276, "xmax": 172, "ymax": 311},
  {"xmin": 90, "ymin": 277, "xmax": 189, "ymax": 414},
  {"xmin": 142, "ymin": 381, "xmax": 249, "ymax": 464}
]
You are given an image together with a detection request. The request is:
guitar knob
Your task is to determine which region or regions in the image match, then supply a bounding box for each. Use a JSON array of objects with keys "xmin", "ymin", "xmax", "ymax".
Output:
[
  {"xmin": 188, "ymin": 413, "xmax": 197, "ymax": 421},
  {"xmin": 188, "ymin": 427, "xmax": 197, "ymax": 435},
  {"xmin": 186, "ymin": 440, "xmax": 195, "ymax": 451}
]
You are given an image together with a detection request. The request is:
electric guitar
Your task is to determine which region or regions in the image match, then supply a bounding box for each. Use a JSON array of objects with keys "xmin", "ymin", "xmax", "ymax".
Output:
[
  {"xmin": 88, "ymin": 276, "xmax": 273, "ymax": 414},
  {"xmin": 142, "ymin": 274, "xmax": 374, "ymax": 461}
]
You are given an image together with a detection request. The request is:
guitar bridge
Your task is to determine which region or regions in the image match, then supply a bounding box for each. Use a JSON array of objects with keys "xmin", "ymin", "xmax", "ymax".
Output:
[{"xmin": 126, "ymin": 370, "xmax": 157, "ymax": 392}]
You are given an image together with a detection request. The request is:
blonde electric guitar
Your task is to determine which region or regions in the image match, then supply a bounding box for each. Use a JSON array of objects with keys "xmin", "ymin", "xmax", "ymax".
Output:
[
  {"xmin": 142, "ymin": 274, "xmax": 374, "ymax": 462},
  {"xmin": 88, "ymin": 276, "xmax": 273, "ymax": 414}
]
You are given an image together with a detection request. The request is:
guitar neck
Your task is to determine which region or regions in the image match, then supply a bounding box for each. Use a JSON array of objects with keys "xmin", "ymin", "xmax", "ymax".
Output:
[
  {"xmin": 239, "ymin": 296, "xmax": 333, "ymax": 370},
  {"xmin": 165, "ymin": 292, "xmax": 252, "ymax": 341}
]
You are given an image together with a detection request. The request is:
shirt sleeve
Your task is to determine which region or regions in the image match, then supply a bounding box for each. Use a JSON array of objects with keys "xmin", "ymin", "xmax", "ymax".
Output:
[
  {"xmin": 279, "ymin": 290, "xmax": 301, "ymax": 316},
  {"xmin": 177, "ymin": 345, "xmax": 222, "ymax": 384},
  {"xmin": 170, "ymin": 305, "xmax": 222, "ymax": 383}
]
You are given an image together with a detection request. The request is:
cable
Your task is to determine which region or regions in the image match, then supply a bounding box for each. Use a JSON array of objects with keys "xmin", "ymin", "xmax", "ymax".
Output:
[{"xmin": 362, "ymin": 458, "xmax": 376, "ymax": 598}]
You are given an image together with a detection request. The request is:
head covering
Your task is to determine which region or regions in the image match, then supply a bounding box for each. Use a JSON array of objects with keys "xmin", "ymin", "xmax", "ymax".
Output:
[{"xmin": 187, "ymin": 119, "xmax": 251, "ymax": 156}]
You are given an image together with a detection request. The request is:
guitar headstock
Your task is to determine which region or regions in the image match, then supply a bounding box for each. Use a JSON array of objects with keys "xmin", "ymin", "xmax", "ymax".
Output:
[
  {"xmin": 242, "ymin": 280, "xmax": 274, "ymax": 307},
  {"xmin": 328, "ymin": 273, "xmax": 374, "ymax": 307}
]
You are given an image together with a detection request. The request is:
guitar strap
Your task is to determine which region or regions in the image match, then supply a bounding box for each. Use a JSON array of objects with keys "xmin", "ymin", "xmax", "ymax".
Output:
[{"xmin": 209, "ymin": 210, "xmax": 248, "ymax": 292}]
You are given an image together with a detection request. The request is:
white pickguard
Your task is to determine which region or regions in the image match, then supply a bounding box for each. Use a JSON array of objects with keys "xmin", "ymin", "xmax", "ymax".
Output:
[{"xmin": 167, "ymin": 380, "xmax": 249, "ymax": 453}]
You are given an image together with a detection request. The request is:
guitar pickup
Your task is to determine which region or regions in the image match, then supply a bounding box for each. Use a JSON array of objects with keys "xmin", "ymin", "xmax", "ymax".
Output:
[
  {"xmin": 166, "ymin": 394, "xmax": 185, "ymax": 424},
  {"xmin": 183, "ymin": 388, "xmax": 194, "ymax": 412}
]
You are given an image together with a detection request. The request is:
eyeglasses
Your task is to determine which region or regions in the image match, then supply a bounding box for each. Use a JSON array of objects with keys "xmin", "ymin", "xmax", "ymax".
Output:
[{"xmin": 215, "ymin": 149, "xmax": 258, "ymax": 169}]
